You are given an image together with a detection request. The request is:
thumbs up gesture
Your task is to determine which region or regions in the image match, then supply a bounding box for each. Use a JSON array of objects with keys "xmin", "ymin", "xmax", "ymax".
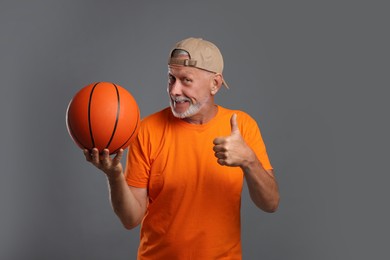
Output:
[{"xmin": 213, "ymin": 114, "xmax": 255, "ymax": 167}]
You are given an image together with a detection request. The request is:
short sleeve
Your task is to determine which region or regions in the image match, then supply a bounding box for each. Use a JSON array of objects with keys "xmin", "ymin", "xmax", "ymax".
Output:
[
  {"xmin": 238, "ymin": 112, "xmax": 273, "ymax": 170},
  {"xmin": 125, "ymin": 126, "xmax": 151, "ymax": 188}
]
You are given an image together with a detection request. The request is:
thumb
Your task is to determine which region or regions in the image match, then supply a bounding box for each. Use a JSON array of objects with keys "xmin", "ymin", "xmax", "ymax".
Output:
[{"xmin": 230, "ymin": 113, "xmax": 240, "ymax": 135}]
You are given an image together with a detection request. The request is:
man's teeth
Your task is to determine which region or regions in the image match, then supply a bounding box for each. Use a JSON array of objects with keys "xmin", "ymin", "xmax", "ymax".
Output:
[{"xmin": 174, "ymin": 98, "xmax": 189, "ymax": 103}]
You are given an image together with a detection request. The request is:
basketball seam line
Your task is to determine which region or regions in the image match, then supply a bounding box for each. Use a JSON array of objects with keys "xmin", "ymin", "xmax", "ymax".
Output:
[
  {"xmin": 111, "ymin": 108, "xmax": 140, "ymax": 154},
  {"xmin": 105, "ymin": 83, "xmax": 120, "ymax": 150},
  {"xmin": 88, "ymin": 82, "xmax": 99, "ymax": 148}
]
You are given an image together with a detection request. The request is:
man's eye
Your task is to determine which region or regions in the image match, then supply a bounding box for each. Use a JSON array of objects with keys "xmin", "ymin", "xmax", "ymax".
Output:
[
  {"xmin": 168, "ymin": 75, "xmax": 175, "ymax": 83},
  {"xmin": 184, "ymin": 78, "xmax": 192, "ymax": 83}
]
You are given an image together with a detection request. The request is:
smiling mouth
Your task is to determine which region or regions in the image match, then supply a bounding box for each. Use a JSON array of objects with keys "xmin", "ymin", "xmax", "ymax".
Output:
[
  {"xmin": 172, "ymin": 97, "xmax": 191, "ymax": 107},
  {"xmin": 173, "ymin": 101, "xmax": 190, "ymax": 110},
  {"xmin": 175, "ymin": 100, "xmax": 188, "ymax": 104}
]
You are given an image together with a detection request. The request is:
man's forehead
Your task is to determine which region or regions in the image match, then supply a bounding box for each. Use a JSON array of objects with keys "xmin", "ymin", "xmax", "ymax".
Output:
[{"xmin": 168, "ymin": 65, "xmax": 197, "ymax": 76}]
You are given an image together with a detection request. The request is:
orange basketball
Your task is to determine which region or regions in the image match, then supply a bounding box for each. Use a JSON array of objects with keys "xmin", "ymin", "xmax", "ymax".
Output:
[{"xmin": 66, "ymin": 82, "xmax": 140, "ymax": 154}]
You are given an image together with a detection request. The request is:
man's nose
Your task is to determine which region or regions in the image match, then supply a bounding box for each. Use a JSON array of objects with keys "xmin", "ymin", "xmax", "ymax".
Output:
[{"xmin": 169, "ymin": 81, "xmax": 183, "ymax": 96}]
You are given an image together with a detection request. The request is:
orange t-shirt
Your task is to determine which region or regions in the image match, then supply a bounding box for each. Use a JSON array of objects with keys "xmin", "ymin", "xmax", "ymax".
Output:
[{"xmin": 125, "ymin": 106, "xmax": 272, "ymax": 259}]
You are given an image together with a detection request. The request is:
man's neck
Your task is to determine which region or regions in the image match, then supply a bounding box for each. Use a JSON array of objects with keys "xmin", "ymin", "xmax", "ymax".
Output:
[{"xmin": 182, "ymin": 104, "xmax": 218, "ymax": 125}]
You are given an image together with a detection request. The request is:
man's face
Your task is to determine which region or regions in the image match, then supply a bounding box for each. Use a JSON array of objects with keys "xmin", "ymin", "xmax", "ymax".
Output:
[{"xmin": 167, "ymin": 65, "xmax": 214, "ymax": 119}]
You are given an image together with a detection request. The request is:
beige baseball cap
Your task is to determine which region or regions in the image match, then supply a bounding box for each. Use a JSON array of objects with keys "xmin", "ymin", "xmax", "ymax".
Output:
[{"xmin": 168, "ymin": 37, "xmax": 229, "ymax": 88}]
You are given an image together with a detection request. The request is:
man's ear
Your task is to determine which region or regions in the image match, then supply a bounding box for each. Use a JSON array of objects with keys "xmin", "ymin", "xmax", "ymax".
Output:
[{"xmin": 211, "ymin": 73, "xmax": 223, "ymax": 95}]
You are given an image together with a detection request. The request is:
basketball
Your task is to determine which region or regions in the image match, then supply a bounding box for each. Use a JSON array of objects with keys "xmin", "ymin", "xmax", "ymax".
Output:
[{"xmin": 66, "ymin": 82, "xmax": 140, "ymax": 154}]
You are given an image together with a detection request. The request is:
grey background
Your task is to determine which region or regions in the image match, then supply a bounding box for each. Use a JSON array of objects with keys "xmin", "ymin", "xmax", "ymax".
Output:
[{"xmin": 1, "ymin": 0, "xmax": 389, "ymax": 259}]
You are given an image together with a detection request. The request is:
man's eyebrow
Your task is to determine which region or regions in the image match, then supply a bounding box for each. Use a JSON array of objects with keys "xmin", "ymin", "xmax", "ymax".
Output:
[{"xmin": 169, "ymin": 70, "xmax": 194, "ymax": 77}]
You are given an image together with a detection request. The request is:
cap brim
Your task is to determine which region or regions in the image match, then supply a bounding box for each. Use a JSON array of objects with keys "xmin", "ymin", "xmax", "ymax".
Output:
[{"xmin": 222, "ymin": 79, "xmax": 229, "ymax": 89}]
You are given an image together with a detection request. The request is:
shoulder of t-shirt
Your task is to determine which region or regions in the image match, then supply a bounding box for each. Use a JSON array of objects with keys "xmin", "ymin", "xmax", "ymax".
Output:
[
  {"xmin": 218, "ymin": 106, "xmax": 258, "ymax": 126},
  {"xmin": 139, "ymin": 107, "xmax": 171, "ymax": 130},
  {"xmin": 131, "ymin": 107, "xmax": 171, "ymax": 148},
  {"xmin": 217, "ymin": 106, "xmax": 262, "ymax": 142}
]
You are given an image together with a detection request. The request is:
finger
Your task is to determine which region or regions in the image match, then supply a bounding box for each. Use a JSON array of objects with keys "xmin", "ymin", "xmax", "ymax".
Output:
[
  {"xmin": 217, "ymin": 158, "xmax": 226, "ymax": 166},
  {"xmin": 83, "ymin": 149, "xmax": 92, "ymax": 161},
  {"xmin": 214, "ymin": 152, "xmax": 227, "ymax": 159},
  {"xmin": 100, "ymin": 149, "xmax": 110, "ymax": 166},
  {"xmin": 213, "ymin": 137, "xmax": 225, "ymax": 145},
  {"xmin": 213, "ymin": 144, "xmax": 226, "ymax": 153},
  {"xmin": 230, "ymin": 113, "xmax": 239, "ymax": 135},
  {"xmin": 91, "ymin": 148, "xmax": 100, "ymax": 164},
  {"xmin": 112, "ymin": 149, "xmax": 124, "ymax": 164}
]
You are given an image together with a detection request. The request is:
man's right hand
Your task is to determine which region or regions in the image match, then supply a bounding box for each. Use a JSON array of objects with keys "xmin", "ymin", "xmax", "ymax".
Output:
[
  {"xmin": 83, "ymin": 148, "xmax": 124, "ymax": 180},
  {"xmin": 83, "ymin": 147, "xmax": 148, "ymax": 229}
]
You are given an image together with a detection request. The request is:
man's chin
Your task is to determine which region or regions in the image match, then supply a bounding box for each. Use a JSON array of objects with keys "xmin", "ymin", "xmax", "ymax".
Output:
[
  {"xmin": 171, "ymin": 109, "xmax": 189, "ymax": 119},
  {"xmin": 170, "ymin": 105, "xmax": 200, "ymax": 119}
]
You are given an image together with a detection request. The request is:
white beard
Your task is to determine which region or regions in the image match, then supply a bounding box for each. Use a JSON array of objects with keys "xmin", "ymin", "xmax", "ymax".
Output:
[{"xmin": 169, "ymin": 96, "xmax": 202, "ymax": 119}]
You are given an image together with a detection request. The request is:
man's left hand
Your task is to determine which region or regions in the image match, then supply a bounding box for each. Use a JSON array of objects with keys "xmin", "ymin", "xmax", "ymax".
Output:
[{"xmin": 212, "ymin": 114, "xmax": 256, "ymax": 167}]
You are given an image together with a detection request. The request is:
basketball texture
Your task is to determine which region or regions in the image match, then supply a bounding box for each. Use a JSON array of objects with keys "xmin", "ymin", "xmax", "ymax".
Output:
[{"xmin": 66, "ymin": 82, "xmax": 140, "ymax": 154}]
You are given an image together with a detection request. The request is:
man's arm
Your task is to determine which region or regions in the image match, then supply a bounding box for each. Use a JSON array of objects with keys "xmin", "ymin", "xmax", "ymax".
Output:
[
  {"xmin": 84, "ymin": 148, "xmax": 148, "ymax": 229},
  {"xmin": 241, "ymin": 159, "xmax": 279, "ymax": 212},
  {"xmin": 213, "ymin": 114, "xmax": 280, "ymax": 212}
]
